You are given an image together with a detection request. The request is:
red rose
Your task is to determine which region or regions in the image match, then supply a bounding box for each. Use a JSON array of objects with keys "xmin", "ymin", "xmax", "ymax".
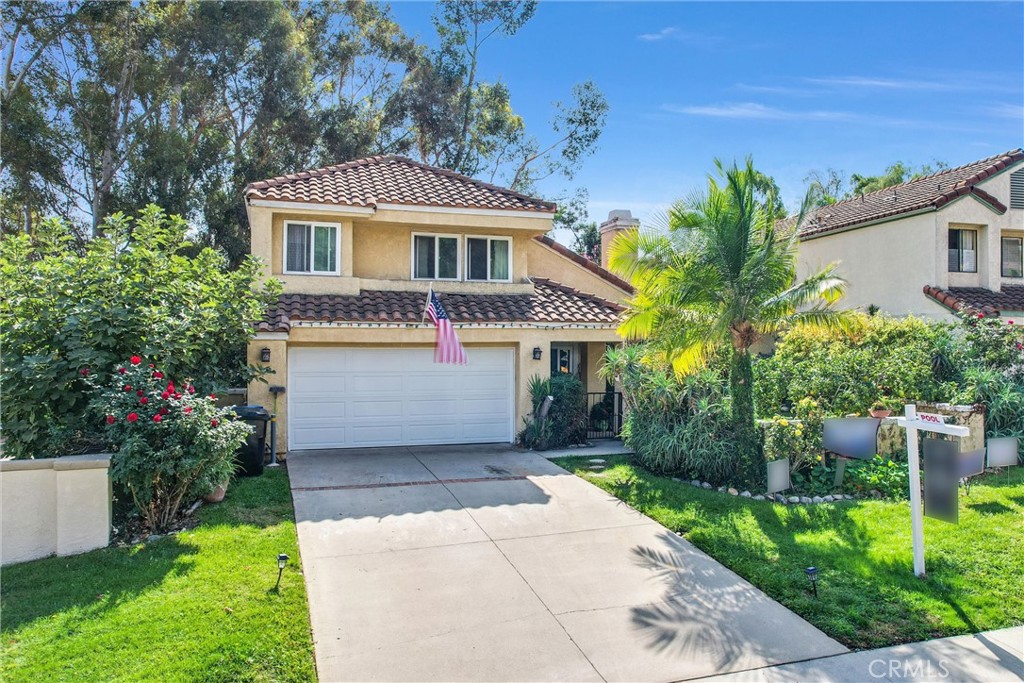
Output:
[
  {"xmin": 977, "ymin": 313, "xmax": 984, "ymax": 319},
  {"xmin": 159, "ymin": 406, "xmax": 169, "ymax": 415},
  {"xmin": 153, "ymin": 371, "xmax": 164, "ymax": 379},
  {"xmin": 127, "ymin": 412, "xmax": 139, "ymax": 423},
  {"xmin": 130, "ymin": 355, "xmax": 142, "ymax": 365},
  {"xmin": 106, "ymin": 415, "xmax": 116, "ymax": 425},
  {"xmin": 183, "ymin": 406, "xmax": 193, "ymax": 414},
  {"xmin": 1009, "ymin": 320, "xmax": 1015, "ymax": 325},
  {"xmin": 161, "ymin": 391, "xmax": 171, "ymax": 400},
  {"xmin": 187, "ymin": 386, "xmax": 195, "ymax": 394},
  {"xmin": 173, "ymin": 393, "xmax": 182, "ymax": 399},
  {"xmin": 137, "ymin": 390, "xmax": 144, "ymax": 397},
  {"xmin": 153, "ymin": 414, "xmax": 162, "ymax": 423},
  {"xmin": 167, "ymin": 382, "xmax": 175, "ymax": 394},
  {"xmin": 208, "ymin": 394, "xmax": 217, "ymax": 400},
  {"xmin": 211, "ymin": 419, "xmax": 218, "ymax": 427},
  {"xmin": 139, "ymin": 397, "xmax": 149, "ymax": 405},
  {"xmin": 80, "ymin": 368, "xmax": 90, "ymax": 376},
  {"xmin": 148, "ymin": 363, "xmax": 155, "ymax": 368},
  {"xmin": 118, "ymin": 367, "xmax": 127, "ymax": 375},
  {"xmin": 124, "ymin": 385, "xmax": 132, "ymax": 392}
]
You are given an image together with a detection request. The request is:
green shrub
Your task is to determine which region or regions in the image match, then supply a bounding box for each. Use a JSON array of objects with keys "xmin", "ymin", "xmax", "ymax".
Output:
[
  {"xmin": 754, "ymin": 314, "xmax": 956, "ymax": 418},
  {"xmin": 844, "ymin": 455, "xmax": 910, "ymax": 500},
  {"xmin": 0, "ymin": 206, "xmax": 280, "ymax": 458},
  {"xmin": 603, "ymin": 346, "xmax": 745, "ymax": 485},
  {"xmin": 91, "ymin": 356, "xmax": 249, "ymax": 531},
  {"xmin": 518, "ymin": 374, "xmax": 587, "ymax": 449}
]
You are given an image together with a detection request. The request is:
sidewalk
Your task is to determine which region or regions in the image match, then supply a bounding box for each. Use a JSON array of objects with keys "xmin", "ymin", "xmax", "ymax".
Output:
[
  {"xmin": 694, "ymin": 626, "xmax": 1023, "ymax": 682},
  {"xmin": 538, "ymin": 438, "xmax": 633, "ymax": 460}
]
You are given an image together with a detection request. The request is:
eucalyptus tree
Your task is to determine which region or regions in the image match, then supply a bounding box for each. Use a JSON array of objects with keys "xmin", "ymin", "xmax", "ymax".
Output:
[{"xmin": 608, "ymin": 159, "xmax": 854, "ymax": 474}]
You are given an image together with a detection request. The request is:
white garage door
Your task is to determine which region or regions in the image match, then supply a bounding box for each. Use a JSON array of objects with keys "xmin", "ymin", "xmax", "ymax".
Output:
[{"xmin": 288, "ymin": 347, "xmax": 515, "ymax": 450}]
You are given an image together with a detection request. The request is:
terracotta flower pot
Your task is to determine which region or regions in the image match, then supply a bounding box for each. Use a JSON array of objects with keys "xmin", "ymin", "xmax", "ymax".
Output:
[
  {"xmin": 869, "ymin": 408, "xmax": 892, "ymax": 418},
  {"xmin": 203, "ymin": 480, "xmax": 229, "ymax": 504}
]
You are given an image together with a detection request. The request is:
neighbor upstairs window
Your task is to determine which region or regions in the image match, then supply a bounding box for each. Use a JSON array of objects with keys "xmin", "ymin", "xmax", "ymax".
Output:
[
  {"xmin": 285, "ymin": 222, "xmax": 340, "ymax": 275},
  {"xmin": 413, "ymin": 234, "xmax": 459, "ymax": 280},
  {"xmin": 948, "ymin": 229, "xmax": 977, "ymax": 273},
  {"xmin": 466, "ymin": 237, "xmax": 511, "ymax": 282},
  {"xmin": 1002, "ymin": 236, "xmax": 1023, "ymax": 278}
]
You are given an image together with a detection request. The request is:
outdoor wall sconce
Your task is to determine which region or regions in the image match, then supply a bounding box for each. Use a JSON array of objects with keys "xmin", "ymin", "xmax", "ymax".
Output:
[
  {"xmin": 275, "ymin": 553, "xmax": 289, "ymax": 591},
  {"xmin": 532, "ymin": 347, "xmax": 543, "ymax": 361},
  {"xmin": 260, "ymin": 347, "xmax": 271, "ymax": 363},
  {"xmin": 804, "ymin": 566, "xmax": 819, "ymax": 598}
]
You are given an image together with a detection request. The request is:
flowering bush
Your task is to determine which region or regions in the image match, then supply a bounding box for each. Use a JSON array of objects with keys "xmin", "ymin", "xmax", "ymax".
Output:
[
  {"xmin": 762, "ymin": 397, "xmax": 825, "ymax": 475},
  {"xmin": 91, "ymin": 357, "xmax": 250, "ymax": 531}
]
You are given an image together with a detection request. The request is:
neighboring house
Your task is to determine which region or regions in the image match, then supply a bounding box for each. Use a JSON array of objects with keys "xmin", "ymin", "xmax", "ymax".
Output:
[
  {"xmin": 796, "ymin": 148, "xmax": 1024, "ymax": 321},
  {"xmin": 244, "ymin": 156, "xmax": 634, "ymax": 453}
]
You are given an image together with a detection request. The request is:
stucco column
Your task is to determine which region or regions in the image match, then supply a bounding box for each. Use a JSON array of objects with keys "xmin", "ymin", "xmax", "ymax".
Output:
[{"xmin": 248, "ymin": 339, "xmax": 289, "ymax": 455}]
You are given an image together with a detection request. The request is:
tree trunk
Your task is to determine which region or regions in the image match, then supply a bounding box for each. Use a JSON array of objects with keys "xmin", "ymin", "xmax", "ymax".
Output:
[{"xmin": 729, "ymin": 346, "xmax": 760, "ymax": 484}]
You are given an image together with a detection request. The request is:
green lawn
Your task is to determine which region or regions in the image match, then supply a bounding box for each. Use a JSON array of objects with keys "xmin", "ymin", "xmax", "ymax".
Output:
[
  {"xmin": 553, "ymin": 456, "xmax": 1024, "ymax": 650},
  {"xmin": 1, "ymin": 469, "xmax": 315, "ymax": 683}
]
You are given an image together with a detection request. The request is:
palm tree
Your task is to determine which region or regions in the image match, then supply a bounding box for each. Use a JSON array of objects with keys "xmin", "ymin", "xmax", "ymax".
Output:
[{"xmin": 608, "ymin": 158, "xmax": 852, "ymax": 475}]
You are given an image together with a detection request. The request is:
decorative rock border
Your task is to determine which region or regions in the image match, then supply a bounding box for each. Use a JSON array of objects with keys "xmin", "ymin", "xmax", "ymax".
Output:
[{"xmin": 670, "ymin": 478, "xmax": 862, "ymax": 504}]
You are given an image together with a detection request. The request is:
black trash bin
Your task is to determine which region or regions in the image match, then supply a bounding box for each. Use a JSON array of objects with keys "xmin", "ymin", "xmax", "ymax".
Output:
[{"xmin": 233, "ymin": 405, "xmax": 270, "ymax": 476}]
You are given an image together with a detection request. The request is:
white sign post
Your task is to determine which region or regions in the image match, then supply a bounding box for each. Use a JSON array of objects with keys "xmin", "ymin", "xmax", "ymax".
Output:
[{"xmin": 894, "ymin": 404, "xmax": 970, "ymax": 577}]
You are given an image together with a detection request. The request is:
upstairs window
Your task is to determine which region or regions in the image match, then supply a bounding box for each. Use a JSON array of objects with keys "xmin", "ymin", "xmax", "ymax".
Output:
[
  {"xmin": 1002, "ymin": 236, "xmax": 1023, "ymax": 278},
  {"xmin": 285, "ymin": 222, "xmax": 339, "ymax": 275},
  {"xmin": 412, "ymin": 234, "xmax": 459, "ymax": 280},
  {"xmin": 948, "ymin": 228, "xmax": 977, "ymax": 273},
  {"xmin": 466, "ymin": 236, "xmax": 511, "ymax": 282}
]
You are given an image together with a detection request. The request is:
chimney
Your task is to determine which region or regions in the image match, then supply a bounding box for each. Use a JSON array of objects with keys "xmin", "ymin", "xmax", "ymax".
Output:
[{"xmin": 598, "ymin": 209, "xmax": 640, "ymax": 270}]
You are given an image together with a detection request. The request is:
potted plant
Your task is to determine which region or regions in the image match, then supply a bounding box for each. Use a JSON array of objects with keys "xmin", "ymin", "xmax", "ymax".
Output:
[{"xmin": 869, "ymin": 401, "xmax": 892, "ymax": 418}]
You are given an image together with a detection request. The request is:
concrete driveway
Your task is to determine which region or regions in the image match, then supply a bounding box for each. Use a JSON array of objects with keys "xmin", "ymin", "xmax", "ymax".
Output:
[{"xmin": 288, "ymin": 445, "xmax": 847, "ymax": 682}]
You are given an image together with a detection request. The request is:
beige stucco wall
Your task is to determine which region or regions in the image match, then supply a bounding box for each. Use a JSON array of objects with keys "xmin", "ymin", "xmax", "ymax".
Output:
[
  {"xmin": 527, "ymin": 240, "xmax": 632, "ymax": 303},
  {"xmin": 0, "ymin": 454, "xmax": 112, "ymax": 565},
  {"xmin": 797, "ymin": 161, "xmax": 1024, "ymax": 320},
  {"xmin": 798, "ymin": 211, "xmax": 944, "ymax": 318}
]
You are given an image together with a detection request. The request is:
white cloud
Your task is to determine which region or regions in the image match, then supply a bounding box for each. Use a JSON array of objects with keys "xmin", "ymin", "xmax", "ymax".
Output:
[
  {"xmin": 804, "ymin": 76, "xmax": 959, "ymax": 91},
  {"xmin": 637, "ymin": 27, "xmax": 722, "ymax": 47},
  {"xmin": 662, "ymin": 102, "xmax": 858, "ymax": 122},
  {"xmin": 983, "ymin": 103, "xmax": 1024, "ymax": 119}
]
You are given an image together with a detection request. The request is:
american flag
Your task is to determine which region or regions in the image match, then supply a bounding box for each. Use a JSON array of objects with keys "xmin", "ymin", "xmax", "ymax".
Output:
[{"xmin": 425, "ymin": 289, "xmax": 467, "ymax": 364}]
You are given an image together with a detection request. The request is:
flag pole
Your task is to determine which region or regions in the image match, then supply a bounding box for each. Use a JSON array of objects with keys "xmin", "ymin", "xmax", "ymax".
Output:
[{"xmin": 421, "ymin": 284, "xmax": 432, "ymax": 325}]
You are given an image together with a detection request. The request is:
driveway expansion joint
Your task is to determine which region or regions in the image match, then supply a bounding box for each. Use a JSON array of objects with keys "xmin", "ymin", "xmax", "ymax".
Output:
[{"xmin": 292, "ymin": 474, "xmax": 527, "ymax": 491}]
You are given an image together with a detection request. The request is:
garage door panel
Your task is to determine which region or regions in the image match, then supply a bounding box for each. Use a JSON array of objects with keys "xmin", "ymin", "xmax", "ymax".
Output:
[
  {"xmin": 289, "ymin": 347, "xmax": 513, "ymax": 450},
  {"xmin": 351, "ymin": 400, "xmax": 404, "ymax": 418},
  {"xmin": 291, "ymin": 374, "xmax": 346, "ymax": 394},
  {"xmin": 349, "ymin": 374, "xmax": 405, "ymax": 393},
  {"xmin": 292, "ymin": 401, "xmax": 346, "ymax": 419}
]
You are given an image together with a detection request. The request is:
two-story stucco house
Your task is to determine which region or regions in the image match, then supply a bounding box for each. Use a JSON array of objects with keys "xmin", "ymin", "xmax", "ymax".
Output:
[
  {"xmin": 243, "ymin": 156, "xmax": 633, "ymax": 453},
  {"xmin": 796, "ymin": 149, "xmax": 1024, "ymax": 322}
]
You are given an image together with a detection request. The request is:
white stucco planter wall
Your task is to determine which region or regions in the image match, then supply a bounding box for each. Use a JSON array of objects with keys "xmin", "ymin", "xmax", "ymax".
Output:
[{"xmin": 0, "ymin": 453, "xmax": 112, "ymax": 565}]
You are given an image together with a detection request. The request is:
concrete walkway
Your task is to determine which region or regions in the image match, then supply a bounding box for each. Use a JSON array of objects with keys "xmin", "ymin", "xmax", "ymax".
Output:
[
  {"xmin": 288, "ymin": 444, "xmax": 846, "ymax": 682},
  {"xmin": 695, "ymin": 626, "xmax": 1023, "ymax": 682}
]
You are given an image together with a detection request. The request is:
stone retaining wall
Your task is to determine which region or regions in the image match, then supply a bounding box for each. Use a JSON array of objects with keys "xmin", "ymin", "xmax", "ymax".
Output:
[{"xmin": 0, "ymin": 454, "xmax": 112, "ymax": 565}]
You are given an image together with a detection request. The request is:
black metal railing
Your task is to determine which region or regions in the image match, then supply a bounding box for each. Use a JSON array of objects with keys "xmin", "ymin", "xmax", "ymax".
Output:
[{"xmin": 586, "ymin": 391, "xmax": 623, "ymax": 439}]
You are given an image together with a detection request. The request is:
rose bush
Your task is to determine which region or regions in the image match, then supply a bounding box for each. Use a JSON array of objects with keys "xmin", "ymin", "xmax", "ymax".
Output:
[{"xmin": 91, "ymin": 357, "xmax": 250, "ymax": 531}]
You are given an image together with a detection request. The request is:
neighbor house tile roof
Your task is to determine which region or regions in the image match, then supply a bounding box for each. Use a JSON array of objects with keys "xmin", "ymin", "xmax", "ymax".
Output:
[
  {"xmin": 532, "ymin": 235, "xmax": 634, "ymax": 293},
  {"xmin": 245, "ymin": 155, "xmax": 557, "ymax": 214},
  {"xmin": 922, "ymin": 284, "xmax": 1024, "ymax": 318},
  {"xmin": 796, "ymin": 149, "xmax": 1023, "ymax": 239},
  {"xmin": 257, "ymin": 279, "xmax": 622, "ymax": 332}
]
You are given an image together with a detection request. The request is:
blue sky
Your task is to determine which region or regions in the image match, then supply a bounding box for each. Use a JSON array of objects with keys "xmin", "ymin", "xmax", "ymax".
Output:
[{"xmin": 389, "ymin": 1, "xmax": 1024, "ymax": 236}]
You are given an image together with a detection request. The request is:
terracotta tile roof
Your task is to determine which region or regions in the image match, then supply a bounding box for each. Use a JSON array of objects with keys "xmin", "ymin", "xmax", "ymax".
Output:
[
  {"xmin": 921, "ymin": 284, "xmax": 1024, "ymax": 317},
  {"xmin": 532, "ymin": 235, "xmax": 634, "ymax": 293},
  {"xmin": 245, "ymin": 155, "xmax": 556, "ymax": 214},
  {"xmin": 257, "ymin": 279, "xmax": 623, "ymax": 332},
  {"xmin": 797, "ymin": 149, "xmax": 1023, "ymax": 238}
]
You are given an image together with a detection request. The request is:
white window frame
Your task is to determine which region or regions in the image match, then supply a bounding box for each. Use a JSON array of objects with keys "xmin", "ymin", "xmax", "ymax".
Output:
[
  {"xmin": 465, "ymin": 235, "xmax": 513, "ymax": 283},
  {"xmin": 283, "ymin": 220, "xmax": 342, "ymax": 276},
  {"xmin": 411, "ymin": 232, "xmax": 462, "ymax": 281},
  {"xmin": 948, "ymin": 228, "xmax": 978, "ymax": 274}
]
